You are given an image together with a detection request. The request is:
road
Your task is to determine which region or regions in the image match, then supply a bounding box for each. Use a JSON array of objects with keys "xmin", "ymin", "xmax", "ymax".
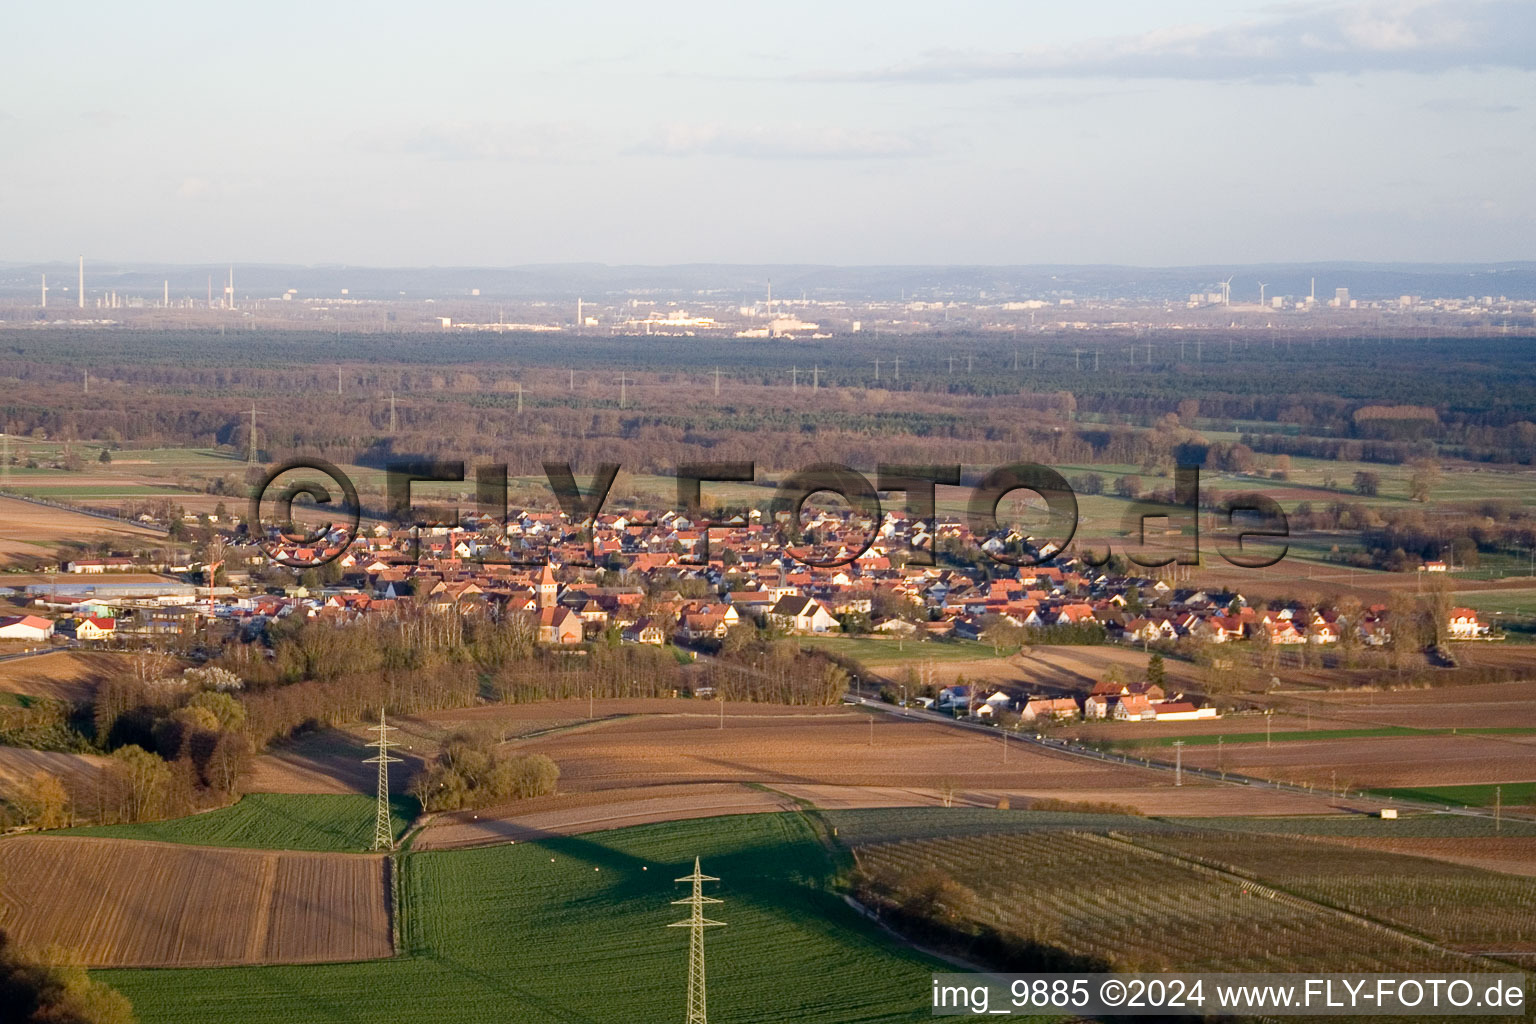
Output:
[
  {"xmin": 0, "ymin": 488, "xmax": 169, "ymax": 534},
  {"xmin": 0, "ymin": 644, "xmax": 77, "ymax": 665}
]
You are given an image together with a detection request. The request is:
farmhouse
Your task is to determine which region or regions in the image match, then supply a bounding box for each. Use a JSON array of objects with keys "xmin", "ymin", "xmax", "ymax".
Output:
[
  {"xmin": 1021, "ymin": 697, "xmax": 1079, "ymax": 722},
  {"xmin": 1113, "ymin": 695, "xmax": 1156, "ymax": 721}
]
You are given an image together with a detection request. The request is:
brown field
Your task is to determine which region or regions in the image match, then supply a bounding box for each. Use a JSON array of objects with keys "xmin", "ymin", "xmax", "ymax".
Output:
[
  {"xmin": 511, "ymin": 705, "xmax": 1153, "ymax": 792},
  {"xmin": 0, "ymin": 650, "xmax": 129, "ymax": 702},
  {"xmin": 0, "ymin": 495, "xmax": 163, "ymax": 565},
  {"xmin": 247, "ymin": 699, "xmax": 868, "ymax": 794},
  {"xmin": 245, "ymin": 728, "xmax": 422, "ymax": 795},
  {"xmin": 0, "ymin": 746, "xmax": 107, "ymax": 797},
  {"xmin": 1302, "ymin": 835, "xmax": 1536, "ymax": 878},
  {"xmin": 257, "ymin": 700, "xmax": 1366, "ymax": 848},
  {"xmin": 0, "ymin": 836, "xmax": 391, "ymax": 967},
  {"xmin": 1273, "ymin": 680, "xmax": 1536, "ymax": 730},
  {"xmin": 496, "ymin": 704, "xmax": 1371, "ymax": 817},
  {"xmin": 875, "ymin": 645, "xmax": 1204, "ymax": 694},
  {"xmin": 416, "ymin": 782, "xmax": 802, "ymax": 848},
  {"xmin": 1180, "ymin": 733, "xmax": 1536, "ymax": 792},
  {"xmin": 414, "ymin": 776, "xmax": 1357, "ymax": 850}
]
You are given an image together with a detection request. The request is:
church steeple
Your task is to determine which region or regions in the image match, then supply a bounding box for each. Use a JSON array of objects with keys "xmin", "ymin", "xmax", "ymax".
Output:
[{"xmin": 537, "ymin": 564, "xmax": 558, "ymax": 608}]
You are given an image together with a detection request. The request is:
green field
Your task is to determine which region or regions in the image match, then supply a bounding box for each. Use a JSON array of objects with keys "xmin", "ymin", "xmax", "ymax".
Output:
[
  {"xmin": 1372, "ymin": 781, "xmax": 1536, "ymax": 809},
  {"xmin": 59, "ymin": 793, "xmax": 417, "ymax": 851},
  {"xmin": 99, "ymin": 812, "xmax": 981, "ymax": 1024},
  {"xmin": 1455, "ymin": 588, "xmax": 1536, "ymax": 618}
]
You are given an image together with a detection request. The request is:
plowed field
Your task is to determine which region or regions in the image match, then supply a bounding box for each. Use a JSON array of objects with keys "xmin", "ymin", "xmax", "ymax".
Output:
[{"xmin": 0, "ymin": 836, "xmax": 391, "ymax": 966}]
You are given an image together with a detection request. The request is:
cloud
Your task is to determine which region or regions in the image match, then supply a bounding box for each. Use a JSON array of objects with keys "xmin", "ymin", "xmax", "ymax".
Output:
[
  {"xmin": 1006, "ymin": 89, "xmax": 1139, "ymax": 109},
  {"xmin": 391, "ymin": 122, "xmax": 586, "ymax": 162},
  {"xmin": 816, "ymin": 0, "xmax": 1536, "ymax": 84},
  {"xmin": 637, "ymin": 123, "xmax": 931, "ymax": 160},
  {"xmin": 1420, "ymin": 97, "xmax": 1520, "ymax": 113}
]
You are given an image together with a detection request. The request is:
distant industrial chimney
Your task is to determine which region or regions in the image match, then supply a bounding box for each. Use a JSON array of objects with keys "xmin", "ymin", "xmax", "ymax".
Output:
[{"xmin": 78, "ymin": 255, "xmax": 84, "ymax": 309}]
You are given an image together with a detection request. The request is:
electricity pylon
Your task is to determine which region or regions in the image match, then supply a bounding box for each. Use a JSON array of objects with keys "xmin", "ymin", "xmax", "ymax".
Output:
[
  {"xmin": 363, "ymin": 708, "xmax": 402, "ymax": 850},
  {"xmin": 670, "ymin": 857, "xmax": 725, "ymax": 1024},
  {"xmin": 245, "ymin": 403, "xmax": 264, "ymax": 464}
]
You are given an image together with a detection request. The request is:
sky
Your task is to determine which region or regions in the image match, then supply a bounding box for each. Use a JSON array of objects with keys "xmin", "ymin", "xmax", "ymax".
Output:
[{"xmin": 3, "ymin": 0, "xmax": 1534, "ymax": 266}]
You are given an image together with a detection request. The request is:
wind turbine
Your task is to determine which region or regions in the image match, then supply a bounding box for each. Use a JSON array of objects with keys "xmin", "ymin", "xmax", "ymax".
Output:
[
  {"xmin": 1258, "ymin": 282, "xmax": 1269, "ymax": 307},
  {"xmin": 1221, "ymin": 276, "xmax": 1234, "ymax": 306}
]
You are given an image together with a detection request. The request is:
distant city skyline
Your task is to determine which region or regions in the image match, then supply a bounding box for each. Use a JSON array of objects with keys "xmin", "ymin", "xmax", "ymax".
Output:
[{"xmin": 3, "ymin": 0, "xmax": 1533, "ymax": 267}]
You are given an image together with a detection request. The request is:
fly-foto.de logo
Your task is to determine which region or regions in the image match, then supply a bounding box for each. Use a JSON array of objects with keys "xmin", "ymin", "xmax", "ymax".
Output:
[{"xmin": 246, "ymin": 460, "xmax": 1289, "ymax": 570}]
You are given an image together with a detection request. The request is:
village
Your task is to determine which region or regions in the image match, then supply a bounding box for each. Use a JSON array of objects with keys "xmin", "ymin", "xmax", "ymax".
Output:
[{"xmin": 0, "ymin": 501, "xmax": 1493, "ymax": 726}]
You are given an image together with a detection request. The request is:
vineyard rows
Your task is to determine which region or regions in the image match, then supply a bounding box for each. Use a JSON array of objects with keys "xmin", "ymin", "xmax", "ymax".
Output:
[
  {"xmin": 1144, "ymin": 833, "xmax": 1536, "ymax": 952},
  {"xmin": 855, "ymin": 832, "xmax": 1493, "ymax": 973}
]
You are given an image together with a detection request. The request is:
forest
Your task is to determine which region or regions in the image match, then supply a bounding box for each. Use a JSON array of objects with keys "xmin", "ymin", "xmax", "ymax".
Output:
[{"xmin": 2, "ymin": 330, "xmax": 1534, "ymax": 482}]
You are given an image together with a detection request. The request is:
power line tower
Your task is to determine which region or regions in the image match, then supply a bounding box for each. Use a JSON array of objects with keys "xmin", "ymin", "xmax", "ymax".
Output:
[
  {"xmin": 245, "ymin": 403, "xmax": 264, "ymax": 463},
  {"xmin": 363, "ymin": 708, "xmax": 402, "ymax": 850},
  {"xmin": 670, "ymin": 857, "xmax": 725, "ymax": 1024}
]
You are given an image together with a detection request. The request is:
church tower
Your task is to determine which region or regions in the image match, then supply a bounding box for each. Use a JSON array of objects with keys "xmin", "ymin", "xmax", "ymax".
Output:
[{"xmin": 537, "ymin": 564, "xmax": 558, "ymax": 608}]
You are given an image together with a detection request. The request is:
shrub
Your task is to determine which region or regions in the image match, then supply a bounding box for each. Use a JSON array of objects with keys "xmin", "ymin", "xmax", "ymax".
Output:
[{"xmin": 412, "ymin": 731, "xmax": 559, "ymax": 811}]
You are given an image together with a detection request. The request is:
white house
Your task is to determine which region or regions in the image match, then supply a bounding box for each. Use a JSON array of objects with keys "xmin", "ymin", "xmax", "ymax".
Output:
[
  {"xmin": 0, "ymin": 615, "xmax": 54, "ymax": 641},
  {"xmin": 1447, "ymin": 608, "xmax": 1487, "ymax": 639},
  {"xmin": 768, "ymin": 595, "xmax": 838, "ymax": 634},
  {"xmin": 73, "ymin": 616, "xmax": 116, "ymax": 640},
  {"xmin": 1149, "ymin": 701, "xmax": 1218, "ymax": 721}
]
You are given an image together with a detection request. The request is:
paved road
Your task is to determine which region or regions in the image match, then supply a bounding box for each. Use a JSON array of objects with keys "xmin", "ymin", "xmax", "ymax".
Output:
[{"xmin": 0, "ymin": 644, "xmax": 78, "ymax": 665}]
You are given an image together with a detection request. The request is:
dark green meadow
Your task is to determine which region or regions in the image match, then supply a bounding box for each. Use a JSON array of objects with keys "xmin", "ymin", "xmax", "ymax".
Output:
[{"xmin": 98, "ymin": 812, "xmax": 995, "ymax": 1024}]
